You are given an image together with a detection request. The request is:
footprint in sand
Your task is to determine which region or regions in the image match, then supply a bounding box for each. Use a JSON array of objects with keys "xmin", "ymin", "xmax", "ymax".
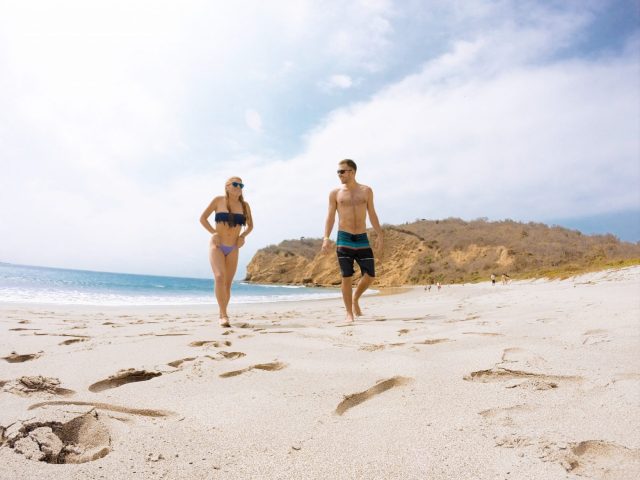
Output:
[
  {"xmin": 2, "ymin": 352, "xmax": 42, "ymax": 363},
  {"xmin": 335, "ymin": 376, "xmax": 413, "ymax": 415},
  {"xmin": 359, "ymin": 344, "xmax": 386, "ymax": 352},
  {"xmin": 464, "ymin": 347, "xmax": 581, "ymax": 388},
  {"xmin": 218, "ymin": 351, "xmax": 246, "ymax": 360},
  {"xmin": 88, "ymin": 369, "xmax": 162, "ymax": 393},
  {"xmin": 479, "ymin": 404, "xmax": 537, "ymax": 427},
  {"xmin": 358, "ymin": 342, "xmax": 406, "ymax": 351},
  {"xmin": 189, "ymin": 340, "xmax": 232, "ymax": 348},
  {"xmin": 219, "ymin": 361, "xmax": 286, "ymax": 378},
  {"xmin": 167, "ymin": 357, "xmax": 198, "ymax": 368},
  {"xmin": 554, "ymin": 440, "xmax": 640, "ymax": 479},
  {"xmin": 413, "ymin": 338, "xmax": 450, "ymax": 345},
  {"xmin": 2, "ymin": 409, "xmax": 111, "ymax": 464},
  {"xmin": 505, "ymin": 378, "xmax": 559, "ymax": 390},
  {"xmin": 464, "ymin": 368, "xmax": 577, "ymax": 386},
  {"xmin": 582, "ymin": 329, "xmax": 611, "ymax": 346},
  {"xmin": 538, "ymin": 440, "xmax": 640, "ymax": 480},
  {"xmin": 59, "ymin": 338, "xmax": 87, "ymax": 346},
  {"xmin": 2, "ymin": 376, "xmax": 75, "ymax": 397},
  {"xmin": 168, "ymin": 351, "xmax": 246, "ymax": 368}
]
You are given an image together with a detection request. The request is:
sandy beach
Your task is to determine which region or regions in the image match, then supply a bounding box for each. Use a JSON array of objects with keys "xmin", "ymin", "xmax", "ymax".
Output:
[{"xmin": 1, "ymin": 267, "xmax": 639, "ymax": 479}]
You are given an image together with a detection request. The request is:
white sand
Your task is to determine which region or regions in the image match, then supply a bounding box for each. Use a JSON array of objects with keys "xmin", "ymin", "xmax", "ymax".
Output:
[{"xmin": 1, "ymin": 267, "xmax": 639, "ymax": 479}]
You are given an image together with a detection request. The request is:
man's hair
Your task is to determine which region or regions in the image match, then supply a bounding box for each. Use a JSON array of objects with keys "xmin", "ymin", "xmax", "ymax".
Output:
[{"xmin": 340, "ymin": 159, "xmax": 357, "ymax": 171}]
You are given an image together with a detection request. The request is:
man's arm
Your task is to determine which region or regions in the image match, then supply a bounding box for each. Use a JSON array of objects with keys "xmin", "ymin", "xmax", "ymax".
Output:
[
  {"xmin": 321, "ymin": 190, "xmax": 338, "ymax": 253},
  {"xmin": 366, "ymin": 188, "xmax": 384, "ymax": 252}
]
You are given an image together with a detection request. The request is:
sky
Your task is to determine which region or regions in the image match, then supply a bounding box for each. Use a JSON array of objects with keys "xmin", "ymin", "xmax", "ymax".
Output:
[{"xmin": 0, "ymin": 0, "xmax": 639, "ymax": 279}]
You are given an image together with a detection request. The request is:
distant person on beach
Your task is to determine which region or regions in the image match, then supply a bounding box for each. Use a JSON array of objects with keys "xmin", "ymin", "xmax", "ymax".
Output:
[
  {"xmin": 502, "ymin": 273, "xmax": 511, "ymax": 285},
  {"xmin": 437, "ymin": 281, "xmax": 441, "ymax": 291},
  {"xmin": 491, "ymin": 273, "xmax": 496, "ymax": 285},
  {"xmin": 200, "ymin": 177, "xmax": 253, "ymax": 327},
  {"xmin": 321, "ymin": 159, "xmax": 383, "ymax": 322}
]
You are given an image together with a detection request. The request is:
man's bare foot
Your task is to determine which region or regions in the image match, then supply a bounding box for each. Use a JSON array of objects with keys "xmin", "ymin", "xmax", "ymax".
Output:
[
  {"xmin": 353, "ymin": 302, "xmax": 363, "ymax": 316},
  {"xmin": 219, "ymin": 317, "xmax": 231, "ymax": 328},
  {"xmin": 345, "ymin": 312, "xmax": 355, "ymax": 322}
]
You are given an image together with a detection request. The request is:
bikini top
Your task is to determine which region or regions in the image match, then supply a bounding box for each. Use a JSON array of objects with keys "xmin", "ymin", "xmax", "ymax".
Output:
[{"xmin": 214, "ymin": 212, "xmax": 246, "ymax": 226}]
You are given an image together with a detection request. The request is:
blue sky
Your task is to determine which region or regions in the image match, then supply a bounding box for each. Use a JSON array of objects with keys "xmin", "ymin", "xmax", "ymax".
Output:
[{"xmin": 0, "ymin": 0, "xmax": 638, "ymax": 278}]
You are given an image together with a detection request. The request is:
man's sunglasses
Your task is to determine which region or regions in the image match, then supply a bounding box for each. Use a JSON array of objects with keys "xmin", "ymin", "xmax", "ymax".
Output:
[
  {"xmin": 229, "ymin": 181, "xmax": 244, "ymax": 189},
  {"xmin": 337, "ymin": 169, "xmax": 353, "ymax": 175}
]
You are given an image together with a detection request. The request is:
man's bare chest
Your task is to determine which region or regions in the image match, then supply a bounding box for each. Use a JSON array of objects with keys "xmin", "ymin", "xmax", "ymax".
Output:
[{"xmin": 337, "ymin": 191, "xmax": 366, "ymax": 208}]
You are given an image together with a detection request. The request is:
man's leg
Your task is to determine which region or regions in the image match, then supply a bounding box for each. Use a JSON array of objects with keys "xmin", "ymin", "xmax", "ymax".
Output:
[
  {"xmin": 353, "ymin": 273, "xmax": 373, "ymax": 316},
  {"xmin": 337, "ymin": 249, "xmax": 356, "ymax": 322},
  {"xmin": 341, "ymin": 276, "xmax": 355, "ymax": 322}
]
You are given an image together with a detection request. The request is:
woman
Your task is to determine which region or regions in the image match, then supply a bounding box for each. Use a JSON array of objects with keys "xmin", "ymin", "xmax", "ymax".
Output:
[{"xmin": 200, "ymin": 177, "xmax": 253, "ymax": 327}]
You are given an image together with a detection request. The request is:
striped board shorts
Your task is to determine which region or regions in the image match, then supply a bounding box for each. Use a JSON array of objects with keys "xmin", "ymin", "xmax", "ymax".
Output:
[{"xmin": 336, "ymin": 230, "xmax": 375, "ymax": 278}]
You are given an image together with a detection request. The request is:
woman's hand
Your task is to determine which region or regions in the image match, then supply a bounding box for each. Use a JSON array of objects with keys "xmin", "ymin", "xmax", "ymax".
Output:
[
  {"xmin": 211, "ymin": 233, "xmax": 221, "ymax": 246},
  {"xmin": 236, "ymin": 236, "xmax": 246, "ymax": 248}
]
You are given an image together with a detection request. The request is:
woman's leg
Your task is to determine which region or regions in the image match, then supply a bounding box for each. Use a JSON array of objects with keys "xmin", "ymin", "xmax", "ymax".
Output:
[
  {"xmin": 208, "ymin": 240, "xmax": 229, "ymax": 324},
  {"xmin": 222, "ymin": 247, "xmax": 240, "ymax": 316}
]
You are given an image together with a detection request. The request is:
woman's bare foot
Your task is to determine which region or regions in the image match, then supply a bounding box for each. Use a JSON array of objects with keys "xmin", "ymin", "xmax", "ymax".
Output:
[
  {"xmin": 353, "ymin": 302, "xmax": 363, "ymax": 316},
  {"xmin": 345, "ymin": 312, "xmax": 355, "ymax": 322},
  {"xmin": 219, "ymin": 316, "xmax": 231, "ymax": 328}
]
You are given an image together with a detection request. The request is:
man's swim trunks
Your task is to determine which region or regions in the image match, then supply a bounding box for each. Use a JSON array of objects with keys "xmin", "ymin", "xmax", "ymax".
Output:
[{"xmin": 336, "ymin": 230, "xmax": 375, "ymax": 278}]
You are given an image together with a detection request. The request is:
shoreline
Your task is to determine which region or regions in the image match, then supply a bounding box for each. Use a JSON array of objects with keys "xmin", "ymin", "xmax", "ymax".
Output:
[{"xmin": 0, "ymin": 284, "xmax": 409, "ymax": 311}]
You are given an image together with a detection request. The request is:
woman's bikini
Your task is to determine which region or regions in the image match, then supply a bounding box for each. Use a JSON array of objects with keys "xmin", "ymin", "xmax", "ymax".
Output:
[{"xmin": 214, "ymin": 212, "xmax": 246, "ymax": 256}]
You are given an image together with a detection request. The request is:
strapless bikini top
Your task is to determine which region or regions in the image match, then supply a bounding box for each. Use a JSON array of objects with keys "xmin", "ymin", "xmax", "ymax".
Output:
[{"xmin": 214, "ymin": 212, "xmax": 246, "ymax": 226}]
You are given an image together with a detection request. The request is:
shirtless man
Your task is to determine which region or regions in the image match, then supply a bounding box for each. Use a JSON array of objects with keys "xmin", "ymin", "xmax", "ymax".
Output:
[{"xmin": 321, "ymin": 159, "xmax": 383, "ymax": 322}]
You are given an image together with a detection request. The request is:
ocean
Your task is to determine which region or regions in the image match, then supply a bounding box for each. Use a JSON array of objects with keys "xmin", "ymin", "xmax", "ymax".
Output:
[{"xmin": 0, "ymin": 263, "xmax": 341, "ymax": 306}]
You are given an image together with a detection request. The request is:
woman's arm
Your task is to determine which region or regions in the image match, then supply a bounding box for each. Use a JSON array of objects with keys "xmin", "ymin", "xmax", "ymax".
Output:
[{"xmin": 199, "ymin": 197, "xmax": 218, "ymax": 235}]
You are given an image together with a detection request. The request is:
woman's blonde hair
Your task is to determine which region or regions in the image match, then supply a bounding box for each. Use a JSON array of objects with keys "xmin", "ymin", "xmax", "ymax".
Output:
[{"xmin": 225, "ymin": 177, "xmax": 249, "ymax": 226}]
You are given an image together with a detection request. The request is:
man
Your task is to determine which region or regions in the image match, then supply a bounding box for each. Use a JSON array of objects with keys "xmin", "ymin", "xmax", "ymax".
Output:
[{"xmin": 321, "ymin": 159, "xmax": 383, "ymax": 322}]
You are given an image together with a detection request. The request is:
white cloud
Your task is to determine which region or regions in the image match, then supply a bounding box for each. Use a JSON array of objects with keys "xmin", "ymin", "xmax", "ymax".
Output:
[
  {"xmin": 0, "ymin": 1, "xmax": 638, "ymax": 279},
  {"xmin": 244, "ymin": 109, "xmax": 263, "ymax": 133},
  {"xmin": 322, "ymin": 74, "xmax": 354, "ymax": 90},
  {"xmin": 302, "ymin": 39, "xmax": 639, "ymax": 226}
]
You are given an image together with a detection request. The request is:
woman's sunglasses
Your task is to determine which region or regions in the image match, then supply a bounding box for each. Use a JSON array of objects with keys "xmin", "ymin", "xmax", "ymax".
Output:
[{"xmin": 229, "ymin": 181, "xmax": 244, "ymax": 189}]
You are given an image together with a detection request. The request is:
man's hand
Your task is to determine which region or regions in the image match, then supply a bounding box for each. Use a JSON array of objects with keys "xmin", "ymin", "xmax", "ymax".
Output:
[
  {"xmin": 321, "ymin": 237, "xmax": 331, "ymax": 254},
  {"xmin": 374, "ymin": 235, "xmax": 383, "ymax": 254}
]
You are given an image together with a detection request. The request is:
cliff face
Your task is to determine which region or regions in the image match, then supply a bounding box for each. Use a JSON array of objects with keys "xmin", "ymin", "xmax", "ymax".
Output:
[{"xmin": 245, "ymin": 219, "xmax": 640, "ymax": 286}]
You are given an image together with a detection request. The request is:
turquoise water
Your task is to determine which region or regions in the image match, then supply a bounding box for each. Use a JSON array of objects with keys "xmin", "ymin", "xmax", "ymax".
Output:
[{"xmin": 0, "ymin": 263, "xmax": 340, "ymax": 306}]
